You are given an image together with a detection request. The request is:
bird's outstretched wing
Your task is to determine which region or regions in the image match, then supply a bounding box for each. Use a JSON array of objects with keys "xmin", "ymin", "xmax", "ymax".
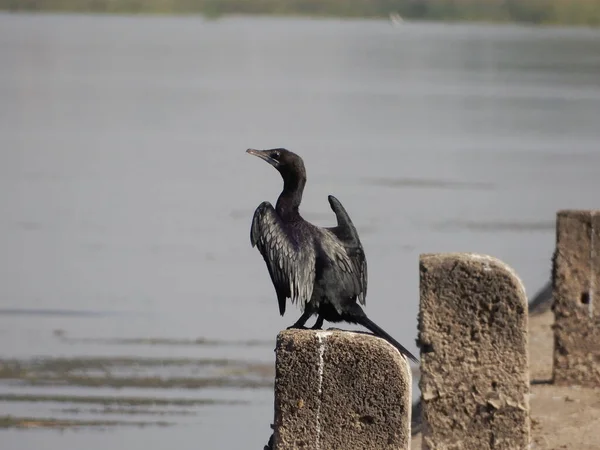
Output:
[
  {"xmin": 250, "ymin": 201, "xmax": 316, "ymax": 316},
  {"xmin": 326, "ymin": 195, "xmax": 368, "ymax": 305}
]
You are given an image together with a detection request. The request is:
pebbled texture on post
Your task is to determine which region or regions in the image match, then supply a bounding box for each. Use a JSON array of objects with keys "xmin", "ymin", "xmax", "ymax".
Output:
[
  {"xmin": 553, "ymin": 210, "xmax": 600, "ymax": 387},
  {"xmin": 418, "ymin": 253, "xmax": 530, "ymax": 450},
  {"xmin": 273, "ymin": 329, "xmax": 412, "ymax": 450}
]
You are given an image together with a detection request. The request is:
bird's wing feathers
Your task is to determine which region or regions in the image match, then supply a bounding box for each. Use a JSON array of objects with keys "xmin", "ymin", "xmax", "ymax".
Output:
[
  {"xmin": 326, "ymin": 195, "xmax": 368, "ymax": 305},
  {"xmin": 250, "ymin": 201, "xmax": 316, "ymax": 315}
]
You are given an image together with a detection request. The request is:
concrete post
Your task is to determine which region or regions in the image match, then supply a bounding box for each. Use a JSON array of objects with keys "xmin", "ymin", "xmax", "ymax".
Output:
[
  {"xmin": 553, "ymin": 210, "xmax": 600, "ymax": 387},
  {"xmin": 418, "ymin": 253, "xmax": 530, "ymax": 450},
  {"xmin": 273, "ymin": 329, "xmax": 412, "ymax": 450}
]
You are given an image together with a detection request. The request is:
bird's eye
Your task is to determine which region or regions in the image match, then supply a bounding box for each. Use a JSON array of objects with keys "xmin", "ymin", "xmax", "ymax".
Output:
[{"xmin": 272, "ymin": 151, "xmax": 281, "ymax": 160}]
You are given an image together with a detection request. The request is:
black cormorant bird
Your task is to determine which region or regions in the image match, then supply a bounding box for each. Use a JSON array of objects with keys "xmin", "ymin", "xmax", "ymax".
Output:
[{"xmin": 247, "ymin": 148, "xmax": 418, "ymax": 363}]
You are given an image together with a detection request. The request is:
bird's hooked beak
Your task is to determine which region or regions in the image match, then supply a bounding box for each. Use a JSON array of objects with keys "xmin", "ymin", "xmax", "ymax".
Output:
[{"xmin": 246, "ymin": 148, "xmax": 280, "ymax": 168}]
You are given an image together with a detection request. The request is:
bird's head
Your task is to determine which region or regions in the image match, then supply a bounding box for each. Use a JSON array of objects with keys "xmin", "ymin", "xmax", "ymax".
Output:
[{"xmin": 246, "ymin": 148, "xmax": 306, "ymax": 182}]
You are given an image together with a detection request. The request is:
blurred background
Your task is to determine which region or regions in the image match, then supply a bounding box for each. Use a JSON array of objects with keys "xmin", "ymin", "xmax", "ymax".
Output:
[{"xmin": 1, "ymin": 2, "xmax": 599, "ymax": 449}]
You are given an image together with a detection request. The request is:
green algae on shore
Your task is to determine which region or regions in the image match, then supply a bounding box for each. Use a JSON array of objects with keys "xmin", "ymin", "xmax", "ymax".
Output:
[
  {"xmin": 58, "ymin": 336, "xmax": 273, "ymax": 347},
  {"xmin": 0, "ymin": 356, "xmax": 272, "ymax": 372},
  {"xmin": 0, "ymin": 415, "xmax": 171, "ymax": 429},
  {"xmin": 0, "ymin": 393, "xmax": 247, "ymax": 406},
  {"xmin": 12, "ymin": 374, "xmax": 272, "ymax": 389},
  {"xmin": 54, "ymin": 407, "xmax": 197, "ymax": 416},
  {"xmin": 1, "ymin": 0, "xmax": 599, "ymax": 26},
  {"xmin": 0, "ymin": 356, "xmax": 274, "ymax": 389}
]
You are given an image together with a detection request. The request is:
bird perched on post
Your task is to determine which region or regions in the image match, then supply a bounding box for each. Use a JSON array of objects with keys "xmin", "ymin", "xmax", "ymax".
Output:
[{"xmin": 247, "ymin": 148, "xmax": 418, "ymax": 363}]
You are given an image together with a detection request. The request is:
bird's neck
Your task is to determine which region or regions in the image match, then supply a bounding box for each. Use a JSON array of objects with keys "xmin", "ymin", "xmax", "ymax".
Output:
[{"xmin": 276, "ymin": 175, "xmax": 305, "ymax": 222}]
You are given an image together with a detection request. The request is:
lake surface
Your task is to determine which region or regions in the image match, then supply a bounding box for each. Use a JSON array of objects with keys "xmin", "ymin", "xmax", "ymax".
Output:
[{"xmin": 1, "ymin": 12, "xmax": 599, "ymax": 449}]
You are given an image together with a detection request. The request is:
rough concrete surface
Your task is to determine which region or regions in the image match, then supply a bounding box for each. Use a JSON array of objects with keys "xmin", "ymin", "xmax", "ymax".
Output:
[
  {"xmin": 553, "ymin": 210, "xmax": 600, "ymax": 387},
  {"xmin": 273, "ymin": 329, "xmax": 412, "ymax": 450},
  {"xmin": 412, "ymin": 307, "xmax": 600, "ymax": 450},
  {"xmin": 418, "ymin": 253, "xmax": 530, "ymax": 450}
]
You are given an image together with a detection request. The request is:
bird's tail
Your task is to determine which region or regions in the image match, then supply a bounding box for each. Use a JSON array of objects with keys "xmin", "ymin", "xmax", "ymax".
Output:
[{"xmin": 356, "ymin": 316, "xmax": 419, "ymax": 364}]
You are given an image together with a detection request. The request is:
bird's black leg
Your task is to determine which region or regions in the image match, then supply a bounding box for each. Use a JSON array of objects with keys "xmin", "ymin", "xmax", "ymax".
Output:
[
  {"xmin": 287, "ymin": 310, "xmax": 313, "ymax": 330},
  {"xmin": 310, "ymin": 315, "xmax": 324, "ymax": 330}
]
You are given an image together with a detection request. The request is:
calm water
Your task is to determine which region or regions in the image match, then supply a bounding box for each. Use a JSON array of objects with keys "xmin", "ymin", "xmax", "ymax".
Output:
[{"xmin": 1, "ymin": 12, "xmax": 600, "ymax": 449}]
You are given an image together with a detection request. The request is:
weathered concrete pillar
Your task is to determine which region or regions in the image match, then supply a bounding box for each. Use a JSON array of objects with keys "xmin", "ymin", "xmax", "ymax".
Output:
[
  {"xmin": 553, "ymin": 210, "xmax": 600, "ymax": 387},
  {"xmin": 273, "ymin": 329, "xmax": 412, "ymax": 450},
  {"xmin": 419, "ymin": 253, "xmax": 530, "ymax": 450}
]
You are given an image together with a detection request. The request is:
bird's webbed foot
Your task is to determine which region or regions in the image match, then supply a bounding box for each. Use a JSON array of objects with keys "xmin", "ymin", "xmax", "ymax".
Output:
[
  {"xmin": 287, "ymin": 310, "xmax": 315, "ymax": 330},
  {"xmin": 310, "ymin": 315, "xmax": 324, "ymax": 330}
]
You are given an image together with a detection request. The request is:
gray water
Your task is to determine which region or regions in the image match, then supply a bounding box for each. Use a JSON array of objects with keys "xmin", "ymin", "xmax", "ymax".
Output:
[{"xmin": 1, "ymin": 12, "xmax": 599, "ymax": 449}]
